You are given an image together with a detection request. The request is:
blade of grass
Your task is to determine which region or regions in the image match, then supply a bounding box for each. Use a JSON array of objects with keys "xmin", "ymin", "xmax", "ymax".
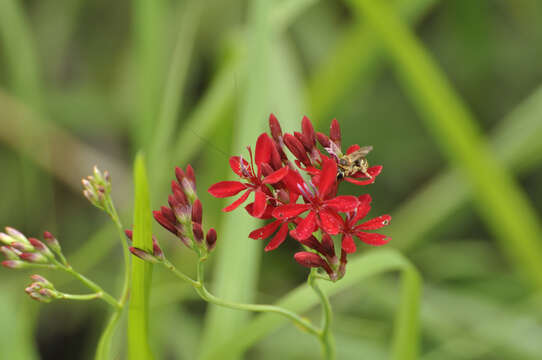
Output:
[
  {"xmin": 132, "ymin": 0, "xmax": 166, "ymax": 151},
  {"xmin": 149, "ymin": 0, "xmax": 203, "ymax": 196},
  {"xmin": 200, "ymin": 248, "xmax": 421, "ymax": 360},
  {"xmin": 351, "ymin": 0, "xmax": 542, "ymax": 289},
  {"xmin": 0, "ymin": 0, "xmax": 54, "ymax": 228},
  {"xmin": 198, "ymin": 0, "xmax": 272, "ymax": 358},
  {"xmin": 128, "ymin": 152, "xmax": 154, "ymax": 359},
  {"xmin": 392, "ymin": 84, "xmax": 542, "ymax": 251}
]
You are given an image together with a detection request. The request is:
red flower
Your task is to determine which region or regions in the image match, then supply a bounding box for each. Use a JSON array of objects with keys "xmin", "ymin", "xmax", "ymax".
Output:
[
  {"xmin": 272, "ymin": 159, "xmax": 358, "ymax": 240},
  {"xmin": 208, "ymin": 133, "xmax": 288, "ymax": 218},
  {"xmin": 339, "ymin": 194, "xmax": 391, "ymax": 253}
]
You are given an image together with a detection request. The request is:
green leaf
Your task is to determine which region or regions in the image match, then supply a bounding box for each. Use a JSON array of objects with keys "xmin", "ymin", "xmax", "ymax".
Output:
[
  {"xmin": 201, "ymin": 249, "xmax": 421, "ymax": 360},
  {"xmin": 351, "ymin": 0, "xmax": 542, "ymax": 290},
  {"xmin": 128, "ymin": 152, "xmax": 154, "ymax": 360},
  {"xmin": 197, "ymin": 0, "xmax": 272, "ymax": 357}
]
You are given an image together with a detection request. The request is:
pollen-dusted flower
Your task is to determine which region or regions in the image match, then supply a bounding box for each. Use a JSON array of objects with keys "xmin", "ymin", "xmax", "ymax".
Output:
[
  {"xmin": 338, "ymin": 194, "xmax": 391, "ymax": 253},
  {"xmin": 208, "ymin": 133, "xmax": 288, "ymax": 217}
]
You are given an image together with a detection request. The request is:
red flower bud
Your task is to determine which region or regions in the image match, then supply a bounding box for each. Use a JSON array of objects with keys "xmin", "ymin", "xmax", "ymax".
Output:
[
  {"xmin": 191, "ymin": 199, "xmax": 203, "ymax": 224},
  {"xmin": 205, "ymin": 228, "xmax": 217, "ymax": 251},
  {"xmin": 192, "ymin": 223, "xmax": 204, "ymax": 244},
  {"xmin": 2, "ymin": 260, "xmax": 26, "ymax": 269},
  {"xmin": 43, "ymin": 231, "xmax": 61, "ymax": 253},
  {"xmin": 293, "ymin": 252, "xmax": 333, "ymax": 277},
  {"xmin": 28, "ymin": 238, "xmax": 54, "ymax": 259},
  {"xmin": 329, "ymin": 118, "xmax": 341, "ymax": 147},
  {"xmin": 268, "ymin": 113, "xmax": 283, "ymax": 142},
  {"xmin": 130, "ymin": 247, "xmax": 160, "ymax": 264},
  {"xmin": 316, "ymin": 132, "xmax": 330, "ymax": 148},
  {"xmin": 19, "ymin": 252, "xmax": 48, "ymax": 263},
  {"xmin": 125, "ymin": 230, "xmax": 133, "ymax": 241}
]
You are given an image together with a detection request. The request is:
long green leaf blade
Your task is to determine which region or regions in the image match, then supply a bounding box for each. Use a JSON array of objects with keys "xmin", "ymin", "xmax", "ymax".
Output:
[
  {"xmin": 128, "ymin": 152, "xmax": 154, "ymax": 359},
  {"xmin": 351, "ymin": 0, "xmax": 542, "ymax": 289}
]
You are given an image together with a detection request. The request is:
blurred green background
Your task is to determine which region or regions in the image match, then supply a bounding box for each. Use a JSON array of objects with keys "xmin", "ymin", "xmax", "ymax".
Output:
[{"xmin": 1, "ymin": 0, "xmax": 542, "ymax": 359}]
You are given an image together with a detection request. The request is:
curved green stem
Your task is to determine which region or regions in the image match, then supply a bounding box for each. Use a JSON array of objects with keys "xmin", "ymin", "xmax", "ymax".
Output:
[
  {"xmin": 309, "ymin": 269, "xmax": 336, "ymax": 360},
  {"xmin": 59, "ymin": 292, "xmax": 104, "ymax": 301},
  {"xmin": 59, "ymin": 264, "xmax": 120, "ymax": 309},
  {"xmin": 161, "ymin": 257, "xmax": 320, "ymax": 336}
]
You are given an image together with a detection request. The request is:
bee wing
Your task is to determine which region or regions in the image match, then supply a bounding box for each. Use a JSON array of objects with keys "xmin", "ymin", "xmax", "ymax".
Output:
[{"xmin": 351, "ymin": 146, "xmax": 373, "ymax": 157}]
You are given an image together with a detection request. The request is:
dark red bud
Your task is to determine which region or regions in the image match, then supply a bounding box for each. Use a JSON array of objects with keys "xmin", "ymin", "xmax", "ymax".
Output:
[
  {"xmin": 192, "ymin": 223, "xmax": 204, "ymax": 244},
  {"xmin": 330, "ymin": 119, "xmax": 341, "ymax": 147},
  {"xmin": 205, "ymin": 228, "xmax": 217, "ymax": 251},
  {"xmin": 153, "ymin": 211, "xmax": 178, "ymax": 235},
  {"xmin": 269, "ymin": 113, "xmax": 283, "ymax": 141},
  {"xmin": 283, "ymin": 134, "xmax": 310, "ymax": 166},
  {"xmin": 316, "ymin": 132, "xmax": 330, "ymax": 148},
  {"xmin": 191, "ymin": 199, "xmax": 203, "ymax": 224},
  {"xmin": 321, "ymin": 233, "xmax": 336, "ymax": 258},
  {"xmin": 152, "ymin": 236, "xmax": 164, "ymax": 259},
  {"xmin": 175, "ymin": 166, "xmax": 186, "ymax": 184},
  {"xmin": 301, "ymin": 116, "xmax": 316, "ymax": 149},
  {"xmin": 293, "ymin": 252, "xmax": 333, "ymax": 276},
  {"xmin": 186, "ymin": 165, "xmax": 196, "ymax": 190},
  {"xmin": 124, "ymin": 230, "xmax": 133, "ymax": 241},
  {"xmin": 129, "ymin": 247, "xmax": 159, "ymax": 263}
]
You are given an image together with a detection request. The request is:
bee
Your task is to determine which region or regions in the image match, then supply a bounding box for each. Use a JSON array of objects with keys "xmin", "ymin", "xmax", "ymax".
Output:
[{"xmin": 337, "ymin": 146, "xmax": 373, "ymax": 180}]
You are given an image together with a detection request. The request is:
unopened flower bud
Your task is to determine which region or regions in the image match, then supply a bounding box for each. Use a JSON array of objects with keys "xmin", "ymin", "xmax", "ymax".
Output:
[
  {"xmin": 2, "ymin": 260, "xmax": 26, "ymax": 269},
  {"xmin": 186, "ymin": 165, "xmax": 196, "ymax": 191},
  {"xmin": 28, "ymin": 238, "xmax": 54, "ymax": 259},
  {"xmin": 205, "ymin": 228, "xmax": 217, "ymax": 251},
  {"xmin": 19, "ymin": 252, "xmax": 48, "ymax": 264},
  {"xmin": 129, "ymin": 247, "xmax": 160, "ymax": 264},
  {"xmin": 192, "ymin": 223, "xmax": 204, "ymax": 244},
  {"xmin": 152, "ymin": 237, "xmax": 164, "ymax": 260},
  {"xmin": 43, "ymin": 231, "xmax": 62, "ymax": 254},
  {"xmin": 293, "ymin": 252, "xmax": 333, "ymax": 278},
  {"xmin": 0, "ymin": 246, "xmax": 20, "ymax": 260},
  {"xmin": 124, "ymin": 230, "xmax": 133, "ymax": 241},
  {"xmin": 191, "ymin": 199, "xmax": 202, "ymax": 224},
  {"xmin": 10, "ymin": 241, "xmax": 35, "ymax": 252},
  {"xmin": 329, "ymin": 118, "xmax": 341, "ymax": 147},
  {"xmin": 30, "ymin": 274, "xmax": 54, "ymax": 288},
  {"xmin": 268, "ymin": 113, "xmax": 283, "ymax": 142},
  {"xmin": 0, "ymin": 232, "xmax": 14, "ymax": 246},
  {"xmin": 5, "ymin": 227, "xmax": 29, "ymax": 244}
]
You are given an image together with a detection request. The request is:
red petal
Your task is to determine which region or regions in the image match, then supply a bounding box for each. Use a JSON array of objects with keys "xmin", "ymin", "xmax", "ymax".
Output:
[
  {"xmin": 153, "ymin": 211, "xmax": 177, "ymax": 235},
  {"xmin": 324, "ymin": 195, "xmax": 359, "ymax": 212},
  {"xmin": 292, "ymin": 211, "xmax": 317, "ymax": 240},
  {"xmin": 272, "ymin": 203, "xmax": 310, "ymax": 220},
  {"xmin": 252, "ymin": 190, "xmax": 267, "ymax": 218},
  {"xmin": 229, "ymin": 156, "xmax": 250, "ymax": 177},
  {"xmin": 281, "ymin": 168, "xmax": 305, "ymax": 195},
  {"xmin": 223, "ymin": 190, "xmax": 251, "ymax": 212},
  {"xmin": 346, "ymin": 144, "xmax": 360, "ymax": 155},
  {"xmin": 262, "ymin": 166, "xmax": 288, "ymax": 184},
  {"xmin": 341, "ymin": 234, "xmax": 357, "ymax": 253},
  {"xmin": 351, "ymin": 165, "xmax": 383, "ymax": 179},
  {"xmin": 319, "ymin": 208, "xmax": 343, "ymax": 235},
  {"xmin": 208, "ymin": 181, "xmax": 246, "ymax": 198},
  {"xmin": 357, "ymin": 215, "xmax": 391, "ymax": 230},
  {"xmin": 355, "ymin": 232, "xmax": 390, "ymax": 246},
  {"xmin": 249, "ymin": 220, "xmax": 281, "ymax": 239},
  {"xmin": 265, "ymin": 223, "xmax": 290, "ymax": 251},
  {"xmin": 317, "ymin": 158, "xmax": 337, "ymax": 198},
  {"xmin": 255, "ymin": 133, "xmax": 272, "ymax": 166},
  {"xmin": 344, "ymin": 177, "xmax": 375, "ymax": 186},
  {"xmin": 351, "ymin": 194, "xmax": 372, "ymax": 223}
]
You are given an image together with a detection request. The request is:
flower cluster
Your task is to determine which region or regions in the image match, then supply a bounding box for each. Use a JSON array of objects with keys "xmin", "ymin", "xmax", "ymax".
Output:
[
  {"xmin": 209, "ymin": 115, "xmax": 390, "ymax": 280},
  {"xmin": 82, "ymin": 166, "xmax": 111, "ymax": 210},
  {"xmin": 151, "ymin": 165, "xmax": 217, "ymax": 255},
  {"xmin": 1, "ymin": 227, "xmax": 63, "ymax": 269}
]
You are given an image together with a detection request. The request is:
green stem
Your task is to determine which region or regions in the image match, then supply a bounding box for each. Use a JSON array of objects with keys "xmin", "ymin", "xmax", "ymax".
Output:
[
  {"xmin": 59, "ymin": 292, "xmax": 104, "ymax": 301},
  {"xmin": 309, "ymin": 269, "xmax": 336, "ymax": 360},
  {"xmin": 162, "ymin": 257, "xmax": 320, "ymax": 336},
  {"xmin": 59, "ymin": 265, "xmax": 120, "ymax": 309},
  {"xmin": 105, "ymin": 196, "xmax": 131, "ymax": 307}
]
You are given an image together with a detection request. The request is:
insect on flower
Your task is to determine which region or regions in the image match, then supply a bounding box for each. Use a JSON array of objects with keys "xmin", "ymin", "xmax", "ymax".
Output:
[{"xmin": 336, "ymin": 145, "xmax": 373, "ymax": 180}]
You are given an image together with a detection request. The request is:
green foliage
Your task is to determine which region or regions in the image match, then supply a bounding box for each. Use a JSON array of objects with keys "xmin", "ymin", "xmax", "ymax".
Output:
[{"xmin": 128, "ymin": 153, "xmax": 154, "ymax": 359}]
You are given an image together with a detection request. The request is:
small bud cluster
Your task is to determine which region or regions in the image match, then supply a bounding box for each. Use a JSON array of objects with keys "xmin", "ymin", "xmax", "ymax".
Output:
[
  {"xmin": 25, "ymin": 275, "xmax": 61, "ymax": 303},
  {"xmin": 82, "ymin": 166, "xmax": 111, "ymax": 210},
  {"xmin": 152, "ymin": 165, "xmax": 217, "ymax": 255},
  {"xmin": 0, "ymin": 227, "xmax": 64, "ymax": 269},
  {"xmin": 125, "ymin": 230, "xmax": 165, "ymax": 264}
]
